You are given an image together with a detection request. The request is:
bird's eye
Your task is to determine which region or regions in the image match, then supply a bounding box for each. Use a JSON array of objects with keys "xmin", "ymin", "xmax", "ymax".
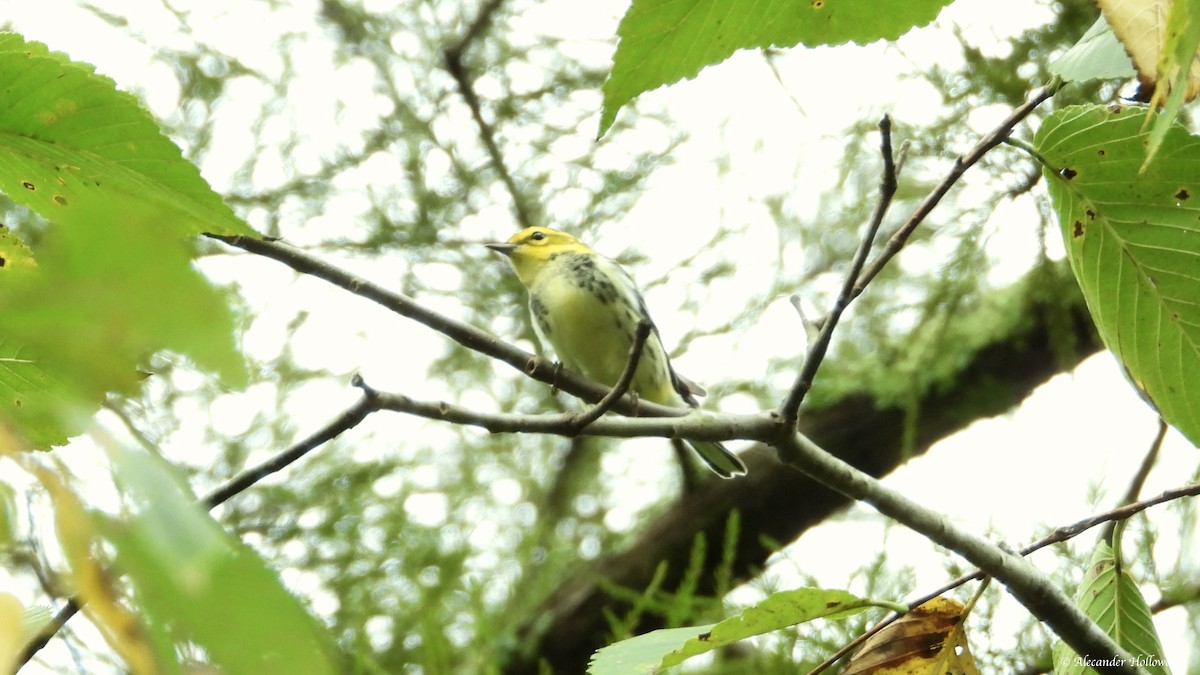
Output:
[{"xmin": 530, "ymin": 231, "xmax": 546, "ymax": 241}]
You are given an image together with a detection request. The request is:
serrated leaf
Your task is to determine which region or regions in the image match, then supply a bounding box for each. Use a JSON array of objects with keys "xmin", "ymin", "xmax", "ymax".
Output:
[
  {"xmin": 600, "ymin": 0, "xmax": 953, "ymax": 135},
  {"xmin": 1051, "ymin": 543, "xmax": 1170, "ymax": 675},
  {"xmin": 1050, "ymin": 17, "xmax": 1137, "ymax": 84},
  {"xmin": 0, "ymin": 33, "xmax": 253, "ymax": 237},
  {"xmin": 0, "ymin": 34, "xmax": 249, "ymax": 448},
  {"xmin": 1035, "ymin": 104, "xmax": 1200, "ymax": 448}
]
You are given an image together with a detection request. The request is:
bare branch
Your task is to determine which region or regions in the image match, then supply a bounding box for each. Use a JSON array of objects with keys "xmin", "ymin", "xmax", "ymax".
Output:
[
  {"xmin": 850, "ymin": 79, "xmax": 1063, "ymax": 298},
  {"xmin": 202, "ymin": 393, "xmax": 378, "ymax": 508},
  {"xmin": 1100, "ymin": 418, "xmax": 1168, "ymax": 543},
  {"xmin": 369, "ymin": 389, "xmax": 766, "ymax": 441},
  {"xmin": 779, "ymin": 115, "xmax": 897, "ymax": 426}
]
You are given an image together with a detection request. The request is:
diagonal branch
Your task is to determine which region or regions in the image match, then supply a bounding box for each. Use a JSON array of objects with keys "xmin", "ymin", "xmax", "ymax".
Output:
[
  {"xmin": 1100, "ymin": 417, "xmax": 1168, "ymax": 543},
  {"xmin": 850, "ymin": 78, "xmax": 1063, "ymax": 298},
  {"xmin": 505, "ymin": 261, "xmax": 1104, "ymax": 675},
  {"xmin": 567, "ymin": 320, "xmax": 651, "ymax": 432},
  {"xmin": 779, "ymin": 115, "xmax": 896, "ymax": 427},
  {"xmin": 204, "ymin": 234, "xmax": 674, "ymax": 418}
]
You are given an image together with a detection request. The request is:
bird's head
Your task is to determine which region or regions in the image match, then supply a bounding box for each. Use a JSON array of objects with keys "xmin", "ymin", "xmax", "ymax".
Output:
[{"xmin": 487, "ymin": 226, "xmax": 592, "ymax": 286}]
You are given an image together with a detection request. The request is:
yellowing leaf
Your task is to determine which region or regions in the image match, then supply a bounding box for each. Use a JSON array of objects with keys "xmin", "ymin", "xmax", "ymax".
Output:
[
  {"xmin": 1098, "ymin": 0, "xmax": 1200, "ymax": 98},
  {"xmin": 31, "ymin": 460, "xmax": 160, "ymax": 674},
  {"xmin": 1097, "ymin": 0, "xmax": 1200, "ymax": 167},
  {"xmin": 844, "ymin": 597, "xmax": 981, "ymax": 675}
]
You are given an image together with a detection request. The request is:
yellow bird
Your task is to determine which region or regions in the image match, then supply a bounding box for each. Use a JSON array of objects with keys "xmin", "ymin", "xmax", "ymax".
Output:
[{"xmin": 488, "ymin": 226, "xmax": 747, "ymax": 478}]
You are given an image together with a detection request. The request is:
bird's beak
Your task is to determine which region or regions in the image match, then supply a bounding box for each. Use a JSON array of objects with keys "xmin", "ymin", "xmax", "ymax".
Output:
[{"xmin": 486, "ymin": 242, "xmax": 516, "ymax": 255}]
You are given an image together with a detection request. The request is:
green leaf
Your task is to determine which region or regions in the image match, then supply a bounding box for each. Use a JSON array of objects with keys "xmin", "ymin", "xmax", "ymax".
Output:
[
  {"xmin": 589, "ymin": 624, "xmax": 716, "ymax": 675},
  {"xmin": 0, "ymin": 33, "xmax": 253, "ymax": 237},
  {"xmin": 0, "ymin": 200, "xmax": 246, "ymax": 448},
  {"xmin": 588, "ymin": 588, "xmax": 883, "ymax": 674},
  {"xmin": 1051, "ymin": 542, "xmax": 1170, "ymax": 675},
  {"xmin": 0, "ymin": 33, "xmax": 250, "ymax": 448},
  {"xmin": 600, "ymin": 0, "xmax": 953, "ymax": 135},
  {"xmin": 1050, "ymin": 17, "xmax": 1137, "ymax": 84},
  {"xmin": 103, "ymin": 443, "xmax": 339, "ymax": 675},
  {"xmin": 661, "ymin": 587, "xmax": 880, "ymax": 668},
  {"xmin": 0, "ymin": 228, "xmax": 81, "ymax": 448},
  {"xmin": 1036, "ymin": 104, "xmax": 1200, "ymax": 447}
]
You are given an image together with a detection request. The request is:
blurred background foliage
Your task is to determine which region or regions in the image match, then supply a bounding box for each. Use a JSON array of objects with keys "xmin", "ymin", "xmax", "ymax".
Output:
[{"xmin": 4, "ymin": 0, "xmax": 1198, "ymax": 672}]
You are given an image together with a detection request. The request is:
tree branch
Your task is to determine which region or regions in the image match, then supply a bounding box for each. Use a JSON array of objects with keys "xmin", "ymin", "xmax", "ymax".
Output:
[
  {"xmin": 851, "ymin": 78, "xmax": 1063, "ymax": 298},
  {"xmin": 205, "ymin": 234, "xmax": 670, "ymax": 418},
  {"xmin": 567, "ymin": 320, "xmax": 651, "ymax": 432},
  {"xmin": 779, "ymin": 115, "xmax": 896, "ymax": 427},
  {"xmin": 504, "ymin": 262, "xmax": 1103, "ymax": 675},
  {"xmin": 1100, "ymin": 418, "xmax": 1168, "ymax": 543}
]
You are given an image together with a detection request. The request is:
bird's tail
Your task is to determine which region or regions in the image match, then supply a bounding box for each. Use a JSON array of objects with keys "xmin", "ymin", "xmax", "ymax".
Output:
[{"xmin": 686, "ymin": 440, "xmax": 747, "ymax": 478}]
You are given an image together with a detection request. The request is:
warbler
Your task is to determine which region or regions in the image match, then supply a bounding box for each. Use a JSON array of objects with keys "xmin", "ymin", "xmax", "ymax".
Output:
[{"xmin": 487, "ymin": 226, "xmax": 747, "ymax": 478}]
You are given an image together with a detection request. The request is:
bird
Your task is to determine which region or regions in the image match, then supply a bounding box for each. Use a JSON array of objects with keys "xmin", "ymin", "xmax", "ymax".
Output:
[{"xmin": 487, "ymin": 226, "xmax": 747, "ymax": 478}]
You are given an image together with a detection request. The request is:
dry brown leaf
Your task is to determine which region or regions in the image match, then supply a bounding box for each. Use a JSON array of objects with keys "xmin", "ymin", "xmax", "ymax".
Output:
[{"xmin": 843, "ymin": 596, "xmax": 981, "ymax": 675}]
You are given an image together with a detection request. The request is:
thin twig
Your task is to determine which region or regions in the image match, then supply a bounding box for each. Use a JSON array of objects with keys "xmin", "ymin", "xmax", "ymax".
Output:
[
  {"xmin": 202, "ymin": 393, "xmax": 378, "ymax": 508},
  {"xmin": 17, "ymin": 396, "xmax": 380, "ymax": 669},
  {"xmin": 567, "ymin": 321, "xmax": 651, "ymax": 432},
  {"xmin": 443, "ymin": 0, "xmax": 533, "ymax": 229},
  {"xmin": 779, "ymin": 115, "xmax": 897, "ymax": 427},
  {"xmin": 369, "ymin": 389, "xmax": 758, "ymax": 439},
  {"xmin": 850, "ymin": 79, "xmax": 1063, "ymax": 299},
  {"xmin": 788, "ymin": 294, "xmax": 819, "ymax": 346},
  {"xmin": 806, "ymin": 478, "xmax": 1200, "ymax": 675}
]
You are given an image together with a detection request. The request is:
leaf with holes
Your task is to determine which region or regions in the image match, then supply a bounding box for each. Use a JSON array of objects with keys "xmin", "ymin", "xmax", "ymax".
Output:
[
  {"xmin": 0, "ymin": 34, "xmax": 249, "ymax": 448},
  {"xmin": 1035, "ymin": 104, "xmax": 1200, "ymax": 445},
  {"xmin": 0, "ymin": 33, "xmax": 253, "ymax": 236}
]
